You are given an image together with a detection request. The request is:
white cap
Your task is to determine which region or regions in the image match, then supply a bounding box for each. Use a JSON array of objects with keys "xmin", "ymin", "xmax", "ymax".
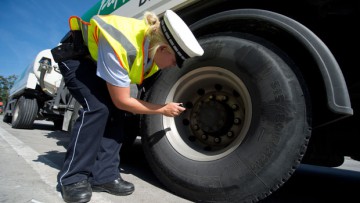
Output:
[{"xmin": 160, "ymin": 10, "xmax": 204, "ymax": 68}]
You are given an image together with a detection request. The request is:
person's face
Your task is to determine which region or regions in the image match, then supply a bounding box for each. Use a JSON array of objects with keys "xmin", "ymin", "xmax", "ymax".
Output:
[{"xmin": 153, "ymin": 45, "xmax": 177, "ymax": 69}]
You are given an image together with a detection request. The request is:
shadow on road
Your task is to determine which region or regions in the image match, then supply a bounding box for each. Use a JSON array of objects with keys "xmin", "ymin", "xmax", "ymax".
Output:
[
  {"xmin": 260, "ymin": 164, "xmax": 360, "ymax": 202},
  {"xmin": 32, "ymin": 122, "xmax": 167, "ymax": 191},
  {"xmin": 29, "ymin": 120, "xmax": 360, "ymax": 202}
]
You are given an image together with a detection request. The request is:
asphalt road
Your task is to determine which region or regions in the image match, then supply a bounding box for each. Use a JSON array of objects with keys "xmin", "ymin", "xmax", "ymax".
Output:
[{"xmin": 0, "ymin": 115, "xmax": 359, "ymax": 203}]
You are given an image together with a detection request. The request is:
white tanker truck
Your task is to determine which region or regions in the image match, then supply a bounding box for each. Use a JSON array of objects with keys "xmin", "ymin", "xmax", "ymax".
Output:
[{"xmin": 2, "ymin": 49, "xmax": 80, "ymax": 130}]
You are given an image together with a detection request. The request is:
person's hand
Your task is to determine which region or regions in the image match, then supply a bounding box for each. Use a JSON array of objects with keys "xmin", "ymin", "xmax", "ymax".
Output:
[{"xmin": 162, "ymin": 102, "xmax": 186, "ymax": 117}]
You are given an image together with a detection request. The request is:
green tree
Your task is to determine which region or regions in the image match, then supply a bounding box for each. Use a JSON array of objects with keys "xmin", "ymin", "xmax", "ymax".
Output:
[{"xmin": 0, "ymin": 74, "xmax": 18, "ymax": 103}]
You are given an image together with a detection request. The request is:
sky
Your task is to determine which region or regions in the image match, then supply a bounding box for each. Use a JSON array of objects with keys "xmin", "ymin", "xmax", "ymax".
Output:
[{"xmin": 0, "ymin": 0, "xmax": 100, "ymax": 78}]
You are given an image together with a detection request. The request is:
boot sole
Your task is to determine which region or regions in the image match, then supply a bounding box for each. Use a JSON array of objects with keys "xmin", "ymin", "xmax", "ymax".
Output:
[
  {"xmin": 63, "ymin": 195, "xmax": 91, "ymax": 203},
  {"xmin": 92, "ymin": 186, "xmax": 134, "ymax": 196}
]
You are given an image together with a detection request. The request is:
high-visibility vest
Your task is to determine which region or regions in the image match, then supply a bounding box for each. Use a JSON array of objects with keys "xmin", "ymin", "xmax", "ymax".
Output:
[{"xmin": 69, "ymin": 15, "xmax": 159, "ymax": 84}]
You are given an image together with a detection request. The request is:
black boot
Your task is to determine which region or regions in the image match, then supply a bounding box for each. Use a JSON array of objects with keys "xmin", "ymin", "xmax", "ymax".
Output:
[
  {"xmin": 61, "ymin": 180, "xmax": 92, "ymax": 203},
  {"xmin": 92, "ymin": 177, "xmax": 134, "ymax": 196}
]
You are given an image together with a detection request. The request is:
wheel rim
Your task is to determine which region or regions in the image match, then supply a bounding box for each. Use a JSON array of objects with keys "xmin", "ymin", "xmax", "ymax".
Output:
[{"xmin": 163, "ymin": 66, "xmax": 252, "ymax": 161}]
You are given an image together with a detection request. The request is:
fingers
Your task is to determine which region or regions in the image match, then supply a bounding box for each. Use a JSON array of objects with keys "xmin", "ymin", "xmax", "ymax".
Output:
[
  {"xmin": 164, "ymin": 102, "xmax": 186, "ymax": 117},
  {"xmin": 176, "ymin": 103, "xmax": 186, "ymax": 114},
  {"xmin": 173, "ymin": 111, "xmax": 179, "ymax": 117},
  {"xmin": 171, "ymin": 108, "xmax": 183, "ymax": 117},
  {"xmin": 176, "ymin": 103, "xmax": 186, "ymax": 111}
]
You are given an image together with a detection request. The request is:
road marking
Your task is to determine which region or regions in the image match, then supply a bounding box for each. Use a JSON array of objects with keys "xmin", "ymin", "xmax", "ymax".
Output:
[
  {"xmin": 0, "ymin": 126, "xmax": 112, "ymax": 203},
  {"xmin": 0, "ymin": 127, "xmax": 59, "ymax": 187}
]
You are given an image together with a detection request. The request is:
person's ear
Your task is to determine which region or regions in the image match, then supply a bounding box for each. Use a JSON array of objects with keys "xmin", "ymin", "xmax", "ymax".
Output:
[{"xmin": 159, "ymin": 45, "xmax": 168, "ymax": 52}]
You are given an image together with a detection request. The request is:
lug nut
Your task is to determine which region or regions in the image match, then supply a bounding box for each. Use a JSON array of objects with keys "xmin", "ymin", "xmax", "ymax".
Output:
[
  {"xmin": 220, "ymin": 95, "xmax": 228, "ymax": 101},
  {"xmin": 214, "ymin": 137, "xmax": 221, "ymax": 143},
  {"xmin": 193, "ymin": 124, "xmax": 199, "ymax": 130}
]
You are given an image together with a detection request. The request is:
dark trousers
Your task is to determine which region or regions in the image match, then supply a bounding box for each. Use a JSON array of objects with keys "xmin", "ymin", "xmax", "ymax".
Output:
[{"xmin": 57, "ymin": 58, "xmax": 124, "ymax": 186}]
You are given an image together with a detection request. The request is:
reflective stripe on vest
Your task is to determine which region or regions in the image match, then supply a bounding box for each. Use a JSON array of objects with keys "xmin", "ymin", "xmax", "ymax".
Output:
[
  {"xmin": 92, "ymin": 15, "xmax": 137, "ymax": 70},
  {"xmin": 68, "ymin": 15, "xmax": 159, "ymax": 84}
]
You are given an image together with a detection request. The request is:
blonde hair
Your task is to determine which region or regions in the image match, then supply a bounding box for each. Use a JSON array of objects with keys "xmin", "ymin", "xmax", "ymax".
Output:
[{"xmin": 143, "ymin": 11, "xmax": 173, "ymax": 59}]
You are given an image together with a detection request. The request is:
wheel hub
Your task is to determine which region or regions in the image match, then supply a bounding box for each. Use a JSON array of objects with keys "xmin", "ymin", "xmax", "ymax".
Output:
[
  {"xmin": 188, "ymin": 91, "xmax": 241, "ymax": 148},
  {"xmin": 194, "ymin": 95, "xmax": 233, "ymax": 134}
]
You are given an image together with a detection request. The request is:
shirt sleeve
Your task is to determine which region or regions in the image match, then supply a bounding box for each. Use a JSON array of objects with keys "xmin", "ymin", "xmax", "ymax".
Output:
[{"xmin": 96, "ymin": 33, "xmax": 131, "ymax": 87}]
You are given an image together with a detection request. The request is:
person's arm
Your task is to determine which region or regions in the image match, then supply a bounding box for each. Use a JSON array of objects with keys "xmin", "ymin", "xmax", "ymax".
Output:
[
  {"xmin": 106, "ymin": 83, "xmax": 185, "ymax": 117},
  {"xmin": 96, "ymin": 33, "xmax": 184, "ymax": 117}
]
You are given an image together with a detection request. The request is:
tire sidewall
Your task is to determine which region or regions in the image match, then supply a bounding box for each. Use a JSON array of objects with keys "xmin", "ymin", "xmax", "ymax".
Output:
[
  {"xmin": 11, "ymin": 96, "xmax": 25, "ymax": 126},
  {"xmin": 142, "ymin": 36, "xmax": 310, "ymax": 201},
  {"xmin": 11, "ymin": 96, "xmax": 38, "ymax": 129}
]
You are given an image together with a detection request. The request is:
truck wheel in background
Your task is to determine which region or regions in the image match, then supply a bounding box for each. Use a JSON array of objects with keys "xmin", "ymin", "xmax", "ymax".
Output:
[
  {"xmin": 11, "ymin": 96, "xmax": 38, "ymax": 129},
  {"xmin": 2, "ymin": 114, "xmax": 12, "ymax": 123},
  {"xmin": 141, "ymin": 35, "xmax": 311, "ymax": 202},
  {"xmin": 67, "ymin": 100, "xmax": 81, "ymax": 132},
  {"xmin": 2, "ymin": 102, "xmax": 12, "ymax": 123}
]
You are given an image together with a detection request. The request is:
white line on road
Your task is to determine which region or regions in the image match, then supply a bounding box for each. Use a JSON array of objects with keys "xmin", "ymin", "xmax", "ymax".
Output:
[{"xmin": 0, "ymin": 126, "xmax": 112, "ymax": 203}]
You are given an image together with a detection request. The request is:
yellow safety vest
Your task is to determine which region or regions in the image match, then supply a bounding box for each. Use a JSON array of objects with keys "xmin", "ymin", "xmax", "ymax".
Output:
[{"xmin": 69, "ymin": 15, "xmax": 159, "ymax": 84}]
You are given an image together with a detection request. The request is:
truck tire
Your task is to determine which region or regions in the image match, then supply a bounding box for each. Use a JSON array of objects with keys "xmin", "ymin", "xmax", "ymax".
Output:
[
  {"xmin": 3, "ymin": 114, "xmax": 12, "ymax": 123},
  {"xmin": 2, "ymin": 102, "xmax": 12, "ymax": 123},
  {"xmin": 141, "ymin": 35, "xmax": 311, "ymax": 202},
  {"xmin": 11, "ymin": 96, "xmax": 38, "ymax": 129}
]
